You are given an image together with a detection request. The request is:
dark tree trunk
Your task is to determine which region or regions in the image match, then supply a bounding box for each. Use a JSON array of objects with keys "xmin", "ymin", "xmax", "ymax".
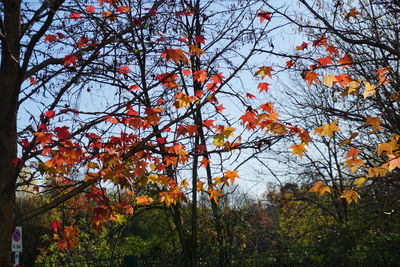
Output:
[{"xmin": 0, "ymin": 0, "xmax": 21, "ymax": 266}]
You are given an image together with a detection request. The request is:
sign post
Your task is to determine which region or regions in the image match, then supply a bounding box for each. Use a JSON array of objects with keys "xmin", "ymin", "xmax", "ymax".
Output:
[{"xmin": 11, "ymin": 226, "xmax": 22, "ymax": 266}]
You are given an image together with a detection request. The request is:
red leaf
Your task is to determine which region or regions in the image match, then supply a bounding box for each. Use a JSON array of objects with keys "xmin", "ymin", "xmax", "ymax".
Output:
[
  {"xmin": 70, "ymin": 13, "xmax": 81, "ymax": 21},
  {"xmin": 44, "ymin": 110, "xmax": 56, "ymax": 119},
  {"xmin": 44, "ymin": 34, "xmax": 57, "ymax": 43},
  {"xmin": 194, "ymin": 35, "xmax": 206, "ymax": 44},
  {"xmin": 256, "ymin": 10, "xmax": 272, "ymax": 23},
  {"xmin": 116, "ymin": 6, "xmax": 130, "ymax": 13},
  {"xmin": 258, "ymin": 82, "xmax": 270, "ymax": 93},
  {"xmin": 246, "ymin": 93, "xmax": 256, "ymax": 99},
  {"xmin": 118, "ymin": 66, "xmax": 131, "ymax": 74},
  {"xmin": 62, "ymin": 55, "xmax": 77, "ymax": 67},
  {"xmin": 86, "ymin": 6, "xmax": 95, "ymax": 13},
  {"xmin": 50, "ymin": 220, "xmax": 61, "ymax": 233},
  {"xmin": 157, "ymin": 137, "xmax": 167, "ymax": 144},
  {"xmin": 29, "ymin": 76, "xmax": 38, "ymax": 85}
]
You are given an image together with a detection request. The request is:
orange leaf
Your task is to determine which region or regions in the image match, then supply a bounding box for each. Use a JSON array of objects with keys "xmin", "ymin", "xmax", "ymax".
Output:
[
  {"xmin": 295, "ymin": 42, "xmax": 308, "ymax": 50},
  {"xmin": 338, "ymin": 54, "xmax": 353, "ymax": 69},
  {"xmin": 304, "ymin": 71, "xmax": 319, "ymax": 86},
  {"xmin": 224, "ymin": 170, "xmax": 239, "ymax": 184},
  {"xmin": 317, "ymin": 56, "xmax": 333, "ymax": 66},
  {"xmin": 290, "ymin": 143, "xmax": 307, "ymax": 158},
  {"xmin": 345, "ymin": 8, "xmax": 362, "ymax": 21},
  {"xmin": 162, "ymin": 49, "xmax": 188, "ymax": 64},
  {"xmin": 389, "ymin": 157, "xmax": 400, "ymax": 171},
  {"xmin": 135, "ymin": 195, "xmax": 154, "ymax": 205},
  {"xmin": 345, "ymin": 147, "xmax": 361, "ymax": 158},
  {"xmin": 309, "ymin": 181, "xmax": 331, "ymax": 196}
]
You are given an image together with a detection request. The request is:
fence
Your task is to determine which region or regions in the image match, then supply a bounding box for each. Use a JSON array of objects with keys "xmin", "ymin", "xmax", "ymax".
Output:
[{"xmin": 34, "ymin": 242, "xmax": 400, "ymax": 266}]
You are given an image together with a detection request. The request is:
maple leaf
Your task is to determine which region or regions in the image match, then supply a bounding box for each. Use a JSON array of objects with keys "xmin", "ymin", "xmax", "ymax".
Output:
[
  {"xmin": 295, "ymin": 42, "xmax": 308, "ymax": 50},
  {"xmin": 29, "ymin": 76, "xmax": 38, "ymax": 85},
  {"xmin": 162, "ymin": 49, "xmax": 188, "ymax": 64},
  {"xmin": 116, "ymin": 6, "xmax": 130, "ymax": 13},
  {"xmin": 256, "ymin": 10, "xmax": 272, "ymax": 23},
  {"xmin": 197, "ymin": 181, "xmax": 205, "ymax": 191},
  {"xmin": 118, "ymin": 66, "xmax": 130, "ymax": 74},
  {"xmin": 343, "ymin": 156, "xmax": 365, "ymax": 172},
  {"xmin": 286, "ymin": 59, "xmax": 295, "ymax": 68},
  {"xmin": 309, "ymin": 181, "xmax": 331, "ymax": 196},
  {"xmin": 313, "ymin": 35, "xmax": 328, "ymax": 47},
  {"xmin": 135, "ymin": 195, "xmax": 154, "ymax": 205},
  {"xmin": 317, "ymin": 56, "xmax": 333, "ymax": 66},
  {"xmin": 246, "ymin": 93, "xmax": 256, "ymax": 99},
  {"xmin": 354, "ymin": 177, "xmax": 367, "ymax": 188},
  {"xmin": 345, "ymin": 8, "xmax": 362, "ymax": 21},
  {"xmin": 45, "ymin": 34, "xmax": 57, "ymax": 43},
  {"xmin": 365, "ymin": 117, "xmax": 381, "ymax": 131},
  {"xmin": 345, "ymin": 147, "xmax": 361, "ymax": 158},
  {"xmin": 389, "ymin": 157, "xmax": 400, "ymax": 171},
  {"xmin": 304, "ymin": 71, "xmax": 319, "ymax": 86},
  {"xmin": 258, "ymin": 82, "xmax": 270, "ymax": 93},
  {"xmin": 182, "ymin": 69, "xmax": 191, "ymax": 76},
  {"xmin": 224, "ymin": 170, "xmax": 239, "ymax": 184},
  {"xmin": 62, "ymin": 55, "xmax": 77, "ymax": 67},
  {"xmin": 200, "ymin": 157, "xmax": 211, "ymax": 168},
  {"xmin": 326, "ymin": 45, "xmax": 339, "ymax": 55},
  {"xmin": 194, "ymin": 35, "xmax": 206, "ymax": 44},
  {"xmin": 338, "ymin": 54, "xmax": 353, "ymax": 69},
  {"xmin": 193, "ymin": 70, "xmax": 207, "ymax": 83},
  {"xmin": 322, "ymin": 74, "xmax": 337, "ymax": 88},
  {"xmin": 189, "ymin": 44, "xmax": 204, "ymax": 57},
  {"xmin": 340, "ymin": 190, "xmax": 360, "ymax": 204},
  {"xmin": 86, "ymin": 6, "xmax": 95, "ymax": 13},
  {"xmin": 44, "ymin": 110, "xmax": 56, "ymax": 119},
  {"xmin": 314, "ymin": 120, "xmax": 340, "ymax": 138},
  {"xmin": 255, "ymin": 66, "xmax": 273, "ymax": 79},
  {"xmin": 363, "ymin": 82, "xmax": 377, "ymax": 98},
  {"xmin": 290, "ymin": 143, "xmax": 307, "ymax": 158},
  {"xmin": 102, "ymin": 11, "xmax": 117, "ymax": 21},
  {"xmin": 214, "ymin": 134, "xmax": 224, "ymax": 147},
  {"xmin": 70, "ymin": 13, "xmax": 81, "ymax": 21},
  {"xmin": 50, "ymin": 220, "xmax": 61, "ymax": 233},
  {"xmin": 57, "ymin": 240, "xmax": 68, "ymax": 251}
]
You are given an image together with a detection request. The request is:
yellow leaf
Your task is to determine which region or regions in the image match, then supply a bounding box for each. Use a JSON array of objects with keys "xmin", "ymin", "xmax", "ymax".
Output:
[
  {"xmin": 322, "ymin": 74, "xmax": 337, "ymax": 88},
  {"xmin": 363, "ymin": 82, "xmax": 377, "ymax": 98},
  {"xmin": 314, "ymin": 120, "xmax": 340, "ymax": 139},
  {"xmin": 354, "ymin": 177, "xmax": 367, "ymax": 188},
  {"xmin": 213, "ymin": 134, "xmax": 224, "ymax": 147},
  {"xmin": 340, "ymin": 190, "xmax": 360, "ymax": 204},
  {"xmin": 289, "ymin": 143, "xmax": 308, "ymax": 158}
]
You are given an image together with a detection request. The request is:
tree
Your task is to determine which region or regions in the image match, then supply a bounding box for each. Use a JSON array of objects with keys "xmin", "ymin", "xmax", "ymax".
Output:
[{"xmin": 1, "ymin": 0, "xmax": 307, "ymax": 266}]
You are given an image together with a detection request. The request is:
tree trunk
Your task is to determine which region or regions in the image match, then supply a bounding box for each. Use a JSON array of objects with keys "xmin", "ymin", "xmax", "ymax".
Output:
[{"xmin": 0, "ymin": 0, "xmax": 21, "ymax": 266}]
